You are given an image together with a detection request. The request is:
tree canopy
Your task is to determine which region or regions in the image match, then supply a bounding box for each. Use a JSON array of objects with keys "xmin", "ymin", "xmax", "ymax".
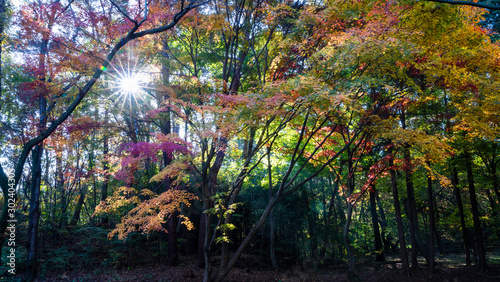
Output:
[{"xmin": 0, "ymin": 0, "xmax": 499, "ymax": 281}]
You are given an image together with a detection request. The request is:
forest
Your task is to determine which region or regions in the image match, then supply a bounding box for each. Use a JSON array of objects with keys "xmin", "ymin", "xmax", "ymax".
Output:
[{"xmin": 0, "ymin": 0, "xmax": 500, "ymax": 281}]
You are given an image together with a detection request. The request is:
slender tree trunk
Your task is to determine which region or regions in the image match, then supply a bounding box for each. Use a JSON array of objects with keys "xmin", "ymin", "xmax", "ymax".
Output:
[
  {"xmin": 0, "ymin": 0, "xmax": 4, "ymax": 113},
  {"xmin": 375, "ymin": 190, "xmax": 389, "ymax": 250},
  {"xmin": 0, "ymin": 0, "xmax": 7, "ymax": 262},
  {"xmin": 25, "ymin": 144, "xmax": 44, "ymax": 282},
  {"xmin": 55, "ymin": 147, "xmax": 66, "ymax": 228},
  {"xmin": 404, "ymin": 151, "xmax": 419, "ymax": 269},
  {"xmin": 268, "ymin": 148, "xmax": 278, "ymax": 269},
  {"xmin": 101, "ymin": 133, "xmax": 109, "ymax": 225},
  {"xmin": 369, "ymin": 185, "xmax": 385, "ymax": 262},
  {"xmin": 431, "ymin": 192, "xmax": 444, "ymax": 256},
  {"xmin": 465, "ymin": 152, "xmax": 487, "ymax": 271},
  {"xmin": 0, "ymin": 166, "xmax": 11, "ymax": 265},
  {"xmin": 69, "ymin": 189, "xmax": 85, "ymax": 226},
  {"xmin": 451, "ymin": 166, "xmax": 471, "ymax": 266},
  {"xmin": 427, "ymin": 174, "xmax": 435, "ymax": 271},
  {"xmin": 389, "ymin": 150, "xmax": 410, "ymax": 276},
  {"xmin": 344, "ymin": 148, "xmax": 356, "ymax": 276},
  {"xmin": 198, "ymin": 213, "xmax": 206, "ymax": 268},
  {"xmin": 492, "ymin": 160, "xmax": 500, "ymax": 204},
  {"xmin": 203, "ymin": 139, "xmax": 227, "ymax": 282},
  {"xmin": 401, "ymin": 113, "xmax": 429, "ymax": 268},
  {"xmin": 344, "ymin": 202, "xmax": 356, "ymax": 273},
  {"xmin": 167, "ymin": 212, "xmax": 179, "ymax": 266},
  {"xmin": 488, "ymin": 144, "xmax": 500, "ymax": 204},
  {"xmin": 324, "ymin": 175, "xmax": 339, "ymax": 258}
]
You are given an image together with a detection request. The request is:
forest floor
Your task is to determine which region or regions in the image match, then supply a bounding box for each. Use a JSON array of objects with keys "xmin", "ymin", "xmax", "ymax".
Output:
[{"xmin": 31, "ymin": 252, "xmax": 500, "ymax": 282}]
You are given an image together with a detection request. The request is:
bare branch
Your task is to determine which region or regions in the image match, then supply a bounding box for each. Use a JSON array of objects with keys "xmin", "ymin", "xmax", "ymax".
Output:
[
  {"xmin": 427, "ymin": 0, "xmax": 500, "ymax": 10},
  {"xmin": 109, "ymin": 0, "xmax": 138, "ymax": 24},
  {"xmin": 131, "ymin": 0, "xmax": 211, "ymax": 39}
]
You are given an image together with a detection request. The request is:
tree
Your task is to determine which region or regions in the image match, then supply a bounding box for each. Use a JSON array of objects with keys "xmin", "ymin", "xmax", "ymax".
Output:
[{"xmin": 0, "ymin": 0, "xmax": 208, "ymax": 280}]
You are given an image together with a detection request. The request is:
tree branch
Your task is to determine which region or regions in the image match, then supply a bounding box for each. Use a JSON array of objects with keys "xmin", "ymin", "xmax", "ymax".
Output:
[
  {"xmin": 427, "ymin": 0, "xmax": 500, "ymax": 10},
  {"xmin": 109, "ymin": 0, "xmax": 137, "ymax": 24},
  {"xmin": 131, "ymin": 0, "xmax": 211, "ymax": 39}
]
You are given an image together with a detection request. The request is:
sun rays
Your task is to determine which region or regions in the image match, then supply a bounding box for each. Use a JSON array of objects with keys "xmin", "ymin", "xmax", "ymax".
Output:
[{"xmin": 101, "ymin": 46, "xmax": 157, "ymax": 114}]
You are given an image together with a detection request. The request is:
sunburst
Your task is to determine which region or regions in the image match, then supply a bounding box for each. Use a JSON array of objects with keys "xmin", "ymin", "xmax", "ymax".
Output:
[{"xmin": 101, "ymin": 46, "xmax": 156, "ymax": 113}]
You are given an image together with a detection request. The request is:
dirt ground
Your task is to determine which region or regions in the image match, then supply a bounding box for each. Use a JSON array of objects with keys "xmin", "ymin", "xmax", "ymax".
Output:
[{"xmin": 32, "ymin": 256, "xmax": 500, "ymax": 282}]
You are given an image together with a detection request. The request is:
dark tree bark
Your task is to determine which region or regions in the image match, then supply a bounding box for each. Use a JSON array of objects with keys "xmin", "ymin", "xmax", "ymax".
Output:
[
  {"xmin": 25, "ymin": 144, "xmax": 44, "ymax": 282},
  {"xmin": 101, "ymin": 130, "xmax": 109, "ymax": 225},
  {"xmin": 344, "ymin": 147, "xmax": 356, "ymax": 276},
  {"xmin": 427, "ymin": 0, "xmax": 500, "ymax": 10},
  {"xmin": 166, "ymin": 212, "xmax": 179, "ymax": 266},
  {"xmin": 55, "ymin": 146, "xmax": 67, "ymax": 228},
  {"xmin": 427, "ymin": 174, "xmax": 435, "ymax": 271},
  {"xmin": 465, "ymin": 151, "xmax": 487, "ymax": 271},
  {"xmin": 69, "ymin": 190, "xmax": 85, "ymax": 226},
  {"xmin": 451, "ymin": 165, "xmax": 472, "ymax": 266},
  {"xmin": 375, "ymin": 190, "xmax": 389, "ymax": 250},
  {"xmin": 401, "ymin": 112, "xmax": 429, "ymax": 268},
  {"xmin": 268, "ymin": 148, "xmax": 278, "ymax": 270},
  {"xmin": 198, "ymin": 212, "xmax": 206, "ymax": 268},
  {"xmin": 389, "ymin": 148, "xmax": 411, "ymax": 276},
  {"xmin": 369, "ymin": 185, "xmax": 385, "ymax": 262}
]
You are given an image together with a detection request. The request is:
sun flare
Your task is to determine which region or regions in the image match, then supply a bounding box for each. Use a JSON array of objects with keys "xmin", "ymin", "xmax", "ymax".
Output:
[
  {"xmin": 101, "ymin": 47, "xmax": 156, "ymax": 112},
  {"xmin": 118, "ymin": 73, "xmax": 146, "ymax": 96}
]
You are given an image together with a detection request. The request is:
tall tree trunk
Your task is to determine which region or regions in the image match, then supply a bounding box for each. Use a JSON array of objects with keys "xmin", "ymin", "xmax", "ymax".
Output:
[
  {"xmin": 268, "ymin": 148, "xmax": 278, "ymax": 269},
  {"xmin": 0, "ymin": 0, "xmax": 7, "ymax": 262},
  {"xmin": 344, "ymin": 202, "xmax": 356, "ymax": 274},
  {"xmin": 198, "ymin": 213, "xmax": 206, "ymax": 268},
  {"xmin": 404, "ymin": 152, "xmax": 419, "ymax": 267},
  {"xmin": 431, "ymin": 192, "xmax": 444, "ymax": 256},
  {"xmin": 369, "ymin": 185, "xmax": 385, "ymax": 262},
  {"xmin": 101, "ymin": 132, "xmax": 109, "ymax": 225},
  {"xmin": 167, "ymin": 212, "xmax": 179, "ymax": 266},
  {"xmin": 375, "ymin": 190, "xmax": 389, "ymax": 250},
  {"xmin": 427, "ymin": 174, "xmax": 435, "ymax": 271},
  {"xmin": 203, "ymin": 139, "xmax": 227, "ymax": 282},
  {"xmin": 25, "ymin": 144, "xmax": 44, "ymax": 282},
  {"xmin": 451, "ymin": 166, "xmax": 471, "ymax": 266},
  {"xmin": 465, "ymin": 152, "xmax": 487, "ymax": 271},
  {"xmin": 0, "ymin": 166, "xmax": 12, "ymax": 265},
  {"xmin": 324, "ymin": 175, "xmax": 339, "ymax": 259},
  {"xmin": 492, "ymin": 160, "xmax": 500, "ymax": 204},
  {"xmin": 389, "ymin": 149, "xmax": 410, "ymax": 276},
  {"xmin": 344, "ymin": 148, "xmax": 356, "ymax": 276},
  {"xmin": 55, "ymin": 147, "xmax": 66, "ymax": 228},
  {"xmin": 401, "ymin": 112, "xmax": 429, "ymax": 268}
]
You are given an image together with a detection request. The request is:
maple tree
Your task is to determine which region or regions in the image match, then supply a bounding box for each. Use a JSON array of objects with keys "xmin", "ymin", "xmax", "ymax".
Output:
[{"xmin": 0, "ymin": 0, "xmax": 208, "ymax": 279}]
